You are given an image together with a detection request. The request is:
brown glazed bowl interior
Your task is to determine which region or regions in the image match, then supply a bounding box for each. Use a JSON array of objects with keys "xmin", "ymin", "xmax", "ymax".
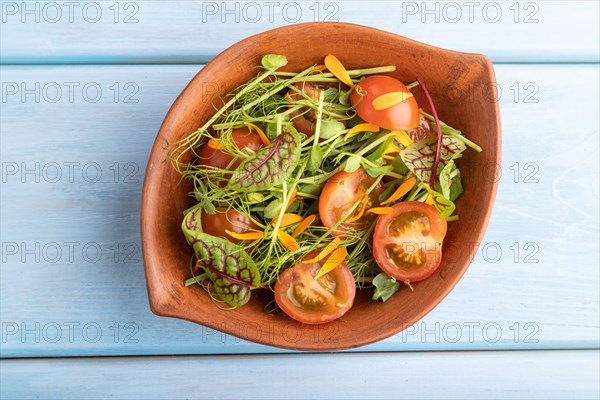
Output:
[{"xmin": 141, "ymin": 22, "xmax": 501, "ymax": 351}]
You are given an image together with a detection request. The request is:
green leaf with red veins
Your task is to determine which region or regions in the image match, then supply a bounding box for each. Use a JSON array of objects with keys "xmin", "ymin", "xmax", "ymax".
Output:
[
  {"xmin": 228, "ymin": 128, "xmax": 301, "ymax": 192},
  {"xmin": 400, "ymin": 136, "xmax": 465, "ymax": 185},
  {"xmin": 182, "ymin": 212, "xmax": 260, "ymax": 307},
  {"xmin": 426, "ymin": 188, "xmax": 456, "ymax": 218}
]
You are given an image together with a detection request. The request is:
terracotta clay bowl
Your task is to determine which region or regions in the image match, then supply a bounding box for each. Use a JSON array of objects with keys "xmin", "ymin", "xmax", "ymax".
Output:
[{"xmin": 141, "ymin": 22, "xmax": 501, "ymax": 351}]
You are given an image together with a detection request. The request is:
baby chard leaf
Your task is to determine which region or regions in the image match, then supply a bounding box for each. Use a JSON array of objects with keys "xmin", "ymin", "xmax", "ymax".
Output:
[
  {"xmin": 400, "ymin": 136, "xmax": 465, "ymax": 185},
  {"xmin": 366, "ymin": 135, "xmax": 395, "ymax": 163},
  {"xmin": 264, "ymin": 198, "xmax": 283, "ymax": 219},
  {"xmin": 440, "ymin": 160, "xmax": 464, "ymax": 202},
  {"xmin": 185, "ymin": 230, "xmax": 261, "ymax": 307},
  {"xmin": 344, "ymin": 155, "xmax": 362, "ymax": 173},
  {"xmin": 228, "ymin": 128, "xmax": 301, "ymax": 192},
  {"xmin": 372, "ymin": 273, "xmax": 400, "ymax": 302},
  {"xmin": 308, "ymin": 145, "xmax": 323, "ymax": 172}
]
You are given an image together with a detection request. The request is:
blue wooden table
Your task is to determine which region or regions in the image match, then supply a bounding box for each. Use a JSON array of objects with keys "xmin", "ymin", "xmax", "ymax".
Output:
[{"xmin": 1, "ymin": 1, "xmax": 599, "ymax": 398}]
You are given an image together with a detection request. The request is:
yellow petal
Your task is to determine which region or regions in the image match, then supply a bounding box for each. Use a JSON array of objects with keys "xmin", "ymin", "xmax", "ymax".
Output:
[
  {"xmin": 225, "ymin": 230, "xmax": 264, "ymax": 241},
  {"xmin": 344, "ymin": 123, "xmax": 380, "ymax": 140},
  {"xmin": 324, "ymin": 54, "xmax": 354, "ymax": 87},
  {"xmin": 207, "ymin": 138, "xmax": 225, "ymax": 150},
  {"xmin": 272, "ymin": 213, "xmax": 304, "ymax": 228},
  {"xmin": 365, "ymin": 207, "xmax": 395, "ymax": 215},
  {"xmin": 303, "ymin": 238, "xmax": 341, "ymax": 263},
  {"xmin": 314, "ymin": 247, "xmax": 348, "ymax": 279},
  {"xmin": 292, "ymin": 214, "xmax": 316, "ymax": 237},
  {"xmin": 244, "ymin": 122, "xmax": 270, "ymax": 146},
  {"xmin": 277, "ymin": 230, "xmax": 300, "ymax": 253},
  {"xmin": 383, "ymin": 143, "xmax": 402, "ymax": 155},
  {"xmin": 393, "ymin": 130, "xmax": 414, "ymax": 147},
  {"xmin": 381, "ymin": 176, "xmax": 417, "ymax": 205},
  {"xmin": 372, "ymin": 91, "xmax": 414, "ymax": 110},
  {"xmin": 425, "ymin": 194, "xmax": 435, "ymax": 206}
]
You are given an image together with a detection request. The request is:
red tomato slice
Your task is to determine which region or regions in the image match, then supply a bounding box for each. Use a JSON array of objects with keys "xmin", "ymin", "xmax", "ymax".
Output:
[
  {"xmin": 407, "ymin": 115, "xmax": 436, "ymax": 142},
  {"xmin": 274, "ymin": 250, "xmax": 356, "ymax": 324},
  {"xmin": 373, "ymin": 202, "xmax": 447, "ymax": 282},
  {"xmin": 349, "ymin": 75, "xmax": 420, "ymax": 131},
  {"xmin": 319, "ymin": 168, "xmax": 384, "ymax": 235},
  {"xmin": 287, "ymin": 82, "xmax": 343, "ymax": 136},
  {"xmin": 197, "ymin": 127, "xmax": 262, "ymax": 170},
  {"xmin": 200, "ymin": 207, "xmax": 259, "ymax": 244}
]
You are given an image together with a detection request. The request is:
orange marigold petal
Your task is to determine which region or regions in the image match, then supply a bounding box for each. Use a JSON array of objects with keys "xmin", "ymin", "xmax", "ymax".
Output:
[
  {"xmin": 286, "ymin": 189, "xmax": 298, "ymax": 210},
  {"xmin": 346, "ymin": 194, "xmax": 370, "ymax": 223},
  {"xmin": 314, "ymin": 247, "xmax": 348, "ymax": 279},
  {"xmin": 207, "ymin": 138, "xmax": 225, "ymax": 150},
  {"xmin": 313, "ymin": 64, "xmax": 327, "ymax": 71},
  {"xmin": 303, "ymin": 238, "xmax": 341, "ymax": 263},
  {"xmin": 324, "ymin": 54, "xmax": 354, "ymax": 87},
  {"xmin": 372, "ymin": 91, "xmax": 414, "ymax": 111},
  {"xmin": 225, "ymin": 230, "xmax": 264, "ymax": 241},
  {"xmin": 381, "ymin": 176, "xmax": 417, "ymax": 205},
  {"xmin": 365, "ymin": 207, "xmax": 395, "ymax": 215},
  {"xmin": 272, "ymin": 213, "xmax": 304, "ymax": 228},
  {"xmin": 277, "ymin": 230, "xmax": 300, "ymax": 253},
  {"xmin": 292, "ymin": 214, "xmax": 316, "ymax": 237},
  {"xmin": 244, "ymin": 122, "xmax": 270, "ymax": 146}
]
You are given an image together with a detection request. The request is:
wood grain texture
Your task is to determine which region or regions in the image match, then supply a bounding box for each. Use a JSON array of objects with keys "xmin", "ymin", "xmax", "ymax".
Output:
[
  {"xmin": 1, "ymin": 1, "xmax": 598, "ymax": 64},
  {"xmin": 1, "ymin": 64, "xmax": 598, "ymax": 357},
  {"xmin": 2, "ymin": 350, "xmax": 599, "ymax": 399}
]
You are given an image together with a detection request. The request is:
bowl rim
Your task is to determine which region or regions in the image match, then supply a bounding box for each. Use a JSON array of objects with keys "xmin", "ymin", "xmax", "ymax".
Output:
[{"xmin": 141, "ymin": 21, "xmax": 502, "ymax": 351}]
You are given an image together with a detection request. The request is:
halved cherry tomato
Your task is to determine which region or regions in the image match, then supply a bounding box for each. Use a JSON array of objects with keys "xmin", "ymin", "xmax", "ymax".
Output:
[
  {"xmin": 200, "ymin": 207, "xmax": 259, "ymax": 244},
  {"xmin": 407, "ymin": 115, "xmax": 435, "ymax": 142},
  {"xmin": 197, "ymin": 127, "xmax": 262, "ymax": 170},
  {"xmin": 319, "ymin": 168, "xmax": 385, "ymax": 235},
  {"xmin": 274, "ymin": 250, "xmax": 356, "ymax": 324},
  {"xmin": 373, "ymin": 202, "xmax": 447, "ymax": 282},
  {"xmin": 349, "ymin": 75, "xmax": 420, "ymax": 131},
  {"xmin": 287, "ymin": 82, "xmax": 342, "ymax": 136}
]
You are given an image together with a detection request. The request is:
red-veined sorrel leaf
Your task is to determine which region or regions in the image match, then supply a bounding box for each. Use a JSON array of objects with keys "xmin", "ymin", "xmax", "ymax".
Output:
[
  {"xmin": 228, "ymin": 128, "xmax": 301, "ymax": 192},
  {"xmin": 400, "ymin": 136, "xmax": 465, "ymax": 185},
  {"xmin": 182, "ymin": 211, "xmax": 261, "ymax": 307}
]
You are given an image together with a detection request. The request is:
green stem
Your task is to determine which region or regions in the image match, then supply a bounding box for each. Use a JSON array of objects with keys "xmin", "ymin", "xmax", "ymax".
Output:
[
  {"xmin": 420, "ymin": 110, "xmax": 482, "ymax": 152},
  {"xmin": 185, "ymin": 272, "xmax": 209, "ymax": 287},
  {"xmin": 356, "ymin": 131, "xmax": 397, "ymax": 157},
  {"xmin": 274, "ymin": 65, "xmax": 396, "ymax": 78}
]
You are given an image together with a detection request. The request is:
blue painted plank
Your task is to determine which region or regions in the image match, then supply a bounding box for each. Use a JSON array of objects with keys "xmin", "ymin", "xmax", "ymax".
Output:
[
  {"xmin": 2, "ymin": 350, "xmax": 599, "ymax": 399},
  {"xmin": 1, "ymin": 1, "xmax": 598, "ymax": 64},
  {"xmin": 0, "ymin": 64, "xmax": 598, "ymax": 357}
]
